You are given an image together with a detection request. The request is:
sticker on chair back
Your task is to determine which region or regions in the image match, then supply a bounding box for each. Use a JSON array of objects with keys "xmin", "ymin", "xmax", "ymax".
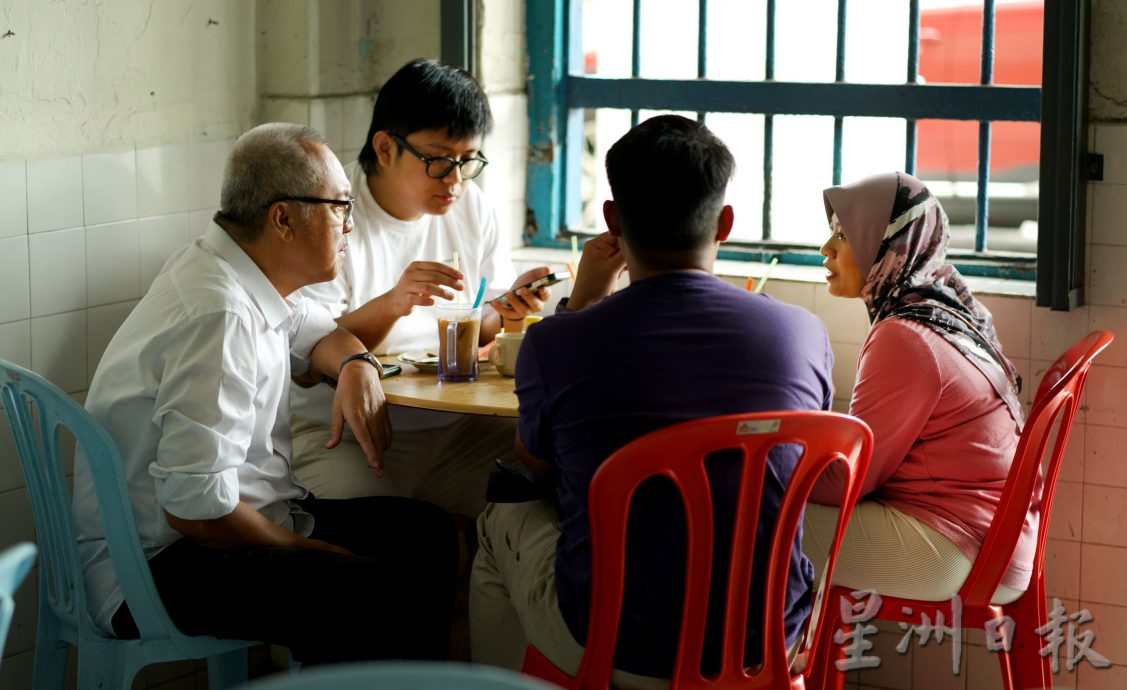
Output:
[{"xmin": 736, "ymin": 419, "xmax": 781, "ymax": 435}]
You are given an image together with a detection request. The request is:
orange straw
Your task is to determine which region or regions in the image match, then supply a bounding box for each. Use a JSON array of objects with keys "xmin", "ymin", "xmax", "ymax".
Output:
[
  {"xmin": 745, "ymin": 276, "xmax": 756, "ymax": 292},
  {"xmin": 566, "ymin": 262, "xmax": 577, "ymax": 281}
]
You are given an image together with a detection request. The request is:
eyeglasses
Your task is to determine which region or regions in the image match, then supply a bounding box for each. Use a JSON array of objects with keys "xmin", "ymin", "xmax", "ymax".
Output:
[
  {"xmin": 262, "ymin": 196, "xmax": 355, "ymax": 224},
  {"xmin": 391, "ymin": 133, "xmax": 489, "ymax": 180}
]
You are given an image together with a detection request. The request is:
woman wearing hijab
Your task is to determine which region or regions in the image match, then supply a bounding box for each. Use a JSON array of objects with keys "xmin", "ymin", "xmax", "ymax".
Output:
[{"xmin": 804, "ymin": 171, "xmax": 1036, "ymax": 604}]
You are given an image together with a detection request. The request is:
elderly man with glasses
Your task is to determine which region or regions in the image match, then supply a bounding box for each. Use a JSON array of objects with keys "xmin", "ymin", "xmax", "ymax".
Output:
[
  {"xmin": 290, "ymin": 59, "xmax": 553, "ymax": 520},
  {"xmin": 74, "ymin": 122, "xmax": 458, "ymax": 664}
]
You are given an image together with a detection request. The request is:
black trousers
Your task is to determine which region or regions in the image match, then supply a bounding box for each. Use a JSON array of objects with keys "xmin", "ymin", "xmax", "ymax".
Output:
[{"xmin": 112, "ymin": 495, "xmax": 458, "ymax": 665}]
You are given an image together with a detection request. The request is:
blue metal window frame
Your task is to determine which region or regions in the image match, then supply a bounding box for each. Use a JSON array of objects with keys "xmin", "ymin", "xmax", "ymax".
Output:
[{"xmin": 526, "ymin": 0, "xmax": 1089, "ymax": 302}]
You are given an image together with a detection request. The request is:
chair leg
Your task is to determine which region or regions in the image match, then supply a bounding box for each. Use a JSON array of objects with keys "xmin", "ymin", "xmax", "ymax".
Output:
[
  {"xmin": 75, "ymin": 640, "xmax": 132, "ymax": 690},
  {"xmin": 804, "ymin": 606, "xmax": 849, "ymax": 690},
  {"xmin": 207, "ymin": 647, "xmax": 249, "ymax": 690},
  {"xmin": 32, "ymin": 614, "xmax": 70, "ymax": 690},
  {"xmin": 998, "ymin": 581, "xmax": 1051, "ymax": 690}
]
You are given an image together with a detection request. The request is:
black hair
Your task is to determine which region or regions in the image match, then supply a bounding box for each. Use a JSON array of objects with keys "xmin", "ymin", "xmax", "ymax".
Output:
[
  {"xmin": 605, "ymin": 115, "xmax": 735, "ymax": 254},
  {"xmin": 358, "ymin": 58, "xmax": 494, "ymax": 175}
]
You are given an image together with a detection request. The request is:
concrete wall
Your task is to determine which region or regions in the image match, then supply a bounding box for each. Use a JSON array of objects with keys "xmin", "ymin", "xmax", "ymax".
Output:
[{"xmin": 0, "ymin": 1, "xmax": 256, "ymax": 158}]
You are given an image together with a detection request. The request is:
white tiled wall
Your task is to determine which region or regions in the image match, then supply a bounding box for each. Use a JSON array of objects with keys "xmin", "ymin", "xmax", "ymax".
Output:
[{"xmin": 0, "ymin": 138, "xmax": 230, "ymax": 398}]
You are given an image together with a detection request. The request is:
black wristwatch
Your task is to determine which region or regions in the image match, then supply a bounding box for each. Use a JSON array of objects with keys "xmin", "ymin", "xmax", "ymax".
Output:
[
  {"xmin": 320, "ymin": 352, "xmax": 384, "ymax": 388},
  {"xmin": 339, "ymin": 352, "xmax": 385, "ymax": 377}
]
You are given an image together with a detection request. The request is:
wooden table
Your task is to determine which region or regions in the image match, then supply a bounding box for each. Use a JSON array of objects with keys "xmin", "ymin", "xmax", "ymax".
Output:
[{"xmin": 377, "ymin": 356, "xmax": 519, "ymax": 418}]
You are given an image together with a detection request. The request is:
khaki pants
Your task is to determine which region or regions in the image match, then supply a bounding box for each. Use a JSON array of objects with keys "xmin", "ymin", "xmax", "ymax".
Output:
[
  {"xmin": 803, "ymin": 502, "xmax": 1024, "ymax": 604},
  {"xmin": 290, "ymin": 412, "xmax": 517, "ymax": 517},
  {"xmin": 468, "ymin": 501, "xmax": 670, "ymax": 690}
]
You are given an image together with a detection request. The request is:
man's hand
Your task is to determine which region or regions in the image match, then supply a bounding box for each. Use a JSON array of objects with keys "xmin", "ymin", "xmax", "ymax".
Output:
[
  {"xmin": 384, "ymin": 261, "xmax": 465, "ymax": 316},
  {"xmin": 328, "ymin": 358, "xmax": 392, "ymax": 475},
  {"xmin": 490, "ymin": 266, "xmax": 552, "ymax": 327},
  {"xmin": 567, "ymin": 232, "xmax": 627, "ymax": 311}
]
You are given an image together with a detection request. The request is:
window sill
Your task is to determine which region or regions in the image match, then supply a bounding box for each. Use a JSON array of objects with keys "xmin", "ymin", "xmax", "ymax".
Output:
[{"xmin": 511, "ymin": 246, "xmax": 1036, "ymax": 300}]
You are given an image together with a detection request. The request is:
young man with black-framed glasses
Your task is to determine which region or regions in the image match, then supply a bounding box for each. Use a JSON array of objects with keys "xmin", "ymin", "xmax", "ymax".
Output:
[{"xmin": 292, "ymin": 58, "xmax": 553, "ymax": 518}]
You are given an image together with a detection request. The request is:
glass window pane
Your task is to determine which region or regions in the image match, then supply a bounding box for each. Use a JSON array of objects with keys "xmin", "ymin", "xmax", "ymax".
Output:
[
  {"xmin": 581, "ymin": 0, "xmax": 634, "ymax": 78},
  {"xmin": 919, "ymin": 2, "xmax": 984, "ymax": 85},
  {"xmin": 844, "ymin": 1, "xmax": 909, "ymax": 83},
  {"xmin": 637, "ymin": 0, "xmax": 700, "ymax": 79},
  {"xmin": 841, "ymin": 117, "xmax": 907, "ymax": 183},
  {"xmin": 578, "ymin": 108, "xmax": 632, "ymax": 232},
  {"xmin": 919, "ymin": 1, "xmax": 1043, "ymax": 87},
  {"xmin": 770, "ymin": 115, "xmax": 836, "ymax": 246},
  {"xmin": 706, "ymin": 113, "xmax": 766, "ymax": 242},
  {"xmin": 560, "ymin": 0, "xmax": 1045, "ymax": 257},
  {"xmin": 705, "ymin": 0, "xmax": 767, "ymax": 81},
  {"xmin": 775, "ymin": 0, "xmax": 838, "ymax": 83},
  {"xmin": 995, "ymin": 1, "xmax": 1043, "ymax": 87},
  {"xmin": 916, "ymin": 116, "xmax": 1038, "ymax": 252}
]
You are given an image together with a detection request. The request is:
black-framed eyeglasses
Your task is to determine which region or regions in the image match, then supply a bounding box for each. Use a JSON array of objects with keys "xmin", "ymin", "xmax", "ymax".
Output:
[
  {"xmin": 262, "ymin": 196, "xmax": 354, "ymax": 224},
  {"xmin": 391, "ymin": 133, "xmax": 488, "ymax": 180}
]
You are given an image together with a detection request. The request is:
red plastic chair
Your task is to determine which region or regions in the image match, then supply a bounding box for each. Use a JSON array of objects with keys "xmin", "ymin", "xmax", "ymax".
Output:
[
  {"xmin": 805, "ymin": 330, "xmax": 1115, "ymax": 690},
  {"xmin": 521, "ymin": 411, "xmax": 874, "ymax": 690}
]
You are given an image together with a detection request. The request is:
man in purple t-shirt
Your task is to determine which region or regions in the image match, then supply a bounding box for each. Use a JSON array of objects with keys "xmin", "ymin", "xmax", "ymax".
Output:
[{"xmin": 469, "ymin": 115, "xmax": 834, "ymax": 685}]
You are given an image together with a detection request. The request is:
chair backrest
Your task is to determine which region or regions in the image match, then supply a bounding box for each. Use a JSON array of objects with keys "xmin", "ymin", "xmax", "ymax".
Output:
[
  {"xmin": 0, "ymin": 360, "xmax": 186, "ymax": 642},
  {"xmin": 575, "ymin": 411, "xmax": 873, "ymax": 689},
  {"xmin": 0, "ymin": 541, "xmax": 37, "ymax": 660},
  {"xmin": 246, "ymin": 660, "xmax": 561, "ymax": 690},
  {"xmin": 959, "ymin": 331, "xmax": 1114, "ymax": 606}
]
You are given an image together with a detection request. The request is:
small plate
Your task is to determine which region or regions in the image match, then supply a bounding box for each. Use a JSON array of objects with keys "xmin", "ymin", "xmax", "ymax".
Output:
[
  {"xmin": 397, "ymin": 350, "xmax": 492, "ymax": 373},
  {"xmin": 398, "ymin": 351, "xmax": 440, "ymax": 373}
]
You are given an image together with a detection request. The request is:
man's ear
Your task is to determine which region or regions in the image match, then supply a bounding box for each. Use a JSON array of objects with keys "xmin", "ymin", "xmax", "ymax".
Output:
[
  {"xmin": 266, "ymin": 202, "xmax": 295, "ymax": 242},
  {"xmin": 715, "ymin": 204, "xmax": 734, "ymax": 242},
  {"xmin": 372, "ymin": 131, "xmax": 395, "ymax": 168},
  {"xmin": 602, "ymin": 200, "xmax": 622, "ymax": 238}
]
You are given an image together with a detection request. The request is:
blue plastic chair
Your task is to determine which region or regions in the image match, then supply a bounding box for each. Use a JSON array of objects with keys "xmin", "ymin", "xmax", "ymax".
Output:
[
  {"xmin": 245, "ymin": 661, "xmax": 560, "ymax": 690},
  {"xmin": 0, "ymin": 360, "xmax": 254, "ymax": 689},
  {"xmin": 0, "ymin": 541, "xmax": 37, "ymax": 664}
]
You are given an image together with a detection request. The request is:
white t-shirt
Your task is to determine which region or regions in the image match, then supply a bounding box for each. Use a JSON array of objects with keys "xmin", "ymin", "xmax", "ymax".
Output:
[
  {"xmin": 292, "ymin": 161, "xmax": 516, "ymax": 430},
  {"xmin": 74, "ymin": 223, "xmax": 337, "ymax": 633}
]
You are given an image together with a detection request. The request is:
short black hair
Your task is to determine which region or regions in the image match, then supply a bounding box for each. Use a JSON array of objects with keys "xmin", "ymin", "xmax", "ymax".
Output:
[
  {"xmin": 605, "ymin": 115, "xmax": 735, "ymax": 254},
  {"xmin": 358, "ymin": 58, "xmax": 493, "ymax": 175}
]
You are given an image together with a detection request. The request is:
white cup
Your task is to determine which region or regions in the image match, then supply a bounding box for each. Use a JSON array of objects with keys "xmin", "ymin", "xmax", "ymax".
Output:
[{"xmin": 489, "ymin": 331, "xmax": 525, "ymax": 377}]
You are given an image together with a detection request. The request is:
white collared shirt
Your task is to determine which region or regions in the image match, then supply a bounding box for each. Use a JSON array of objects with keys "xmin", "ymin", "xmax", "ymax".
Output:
[{"xmin": 73, "ymin": 222, "xmax": 338, "ymax": 633}]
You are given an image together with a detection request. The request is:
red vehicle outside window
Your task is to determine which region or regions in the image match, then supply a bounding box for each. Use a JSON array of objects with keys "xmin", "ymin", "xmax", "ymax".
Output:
[{"xmin": 917, "ymin": 1, "xmax": 1043, "ymax": 229}]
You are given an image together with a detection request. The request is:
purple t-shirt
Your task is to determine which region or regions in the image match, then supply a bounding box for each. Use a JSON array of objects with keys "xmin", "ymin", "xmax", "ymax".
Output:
[{"xmin": 516, "ymin": 271, "xmax": 834, "ymax": 676}]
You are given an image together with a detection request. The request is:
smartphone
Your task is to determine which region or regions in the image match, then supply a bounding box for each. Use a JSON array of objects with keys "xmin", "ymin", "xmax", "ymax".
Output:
[
  {"xmin": 497, "ymin": 271, "xmax": 571, "ymax": 309},
  {"xmin": 380, "ymin": 364, "xmax": 402, "ymax": 379}
]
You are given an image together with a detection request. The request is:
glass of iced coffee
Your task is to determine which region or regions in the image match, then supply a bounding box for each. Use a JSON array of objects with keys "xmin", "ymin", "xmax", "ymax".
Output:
[{"xmin": 435, "ymin": 305, "xmax": 482, "ymax": 382}]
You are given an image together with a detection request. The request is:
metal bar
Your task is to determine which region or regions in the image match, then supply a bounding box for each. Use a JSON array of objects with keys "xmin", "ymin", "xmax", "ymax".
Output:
[
  {"xmin": 976, "ymin": 122, "xmax": 991, "ymax": 251},
  {"xmin": 567, "ymin": 77, "xmax": 1041, "ymax": 121},
  {"xmin": 1037, "ymin": 0, "xmax": 1089, "ymax": 309},
  {"xmin": 631, "ymin": 0, "xmax": 641, "ymax": 127},
  {"xmin": 905, "ymin": 0, "xmax": 920, "ymax": 175},
  {"xmin": 833, "ymin": 0, "xmax": 846, "ymax": 185},
  {"xmin": 975, "ymin": 0, "xmax": 996, "ymax": 251},
  {"xmin": 763, "ymin": 0, "xmax": 776, "ymax": 240},
  {"xmin": 697, "ymin": 0, "xmax": 708, "ymax": 122}
]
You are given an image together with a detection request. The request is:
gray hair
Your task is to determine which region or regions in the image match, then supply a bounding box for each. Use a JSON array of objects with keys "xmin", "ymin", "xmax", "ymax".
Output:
[{"xmin": 217, "ymin": 123, "xmax": 331, "ymax": 241}]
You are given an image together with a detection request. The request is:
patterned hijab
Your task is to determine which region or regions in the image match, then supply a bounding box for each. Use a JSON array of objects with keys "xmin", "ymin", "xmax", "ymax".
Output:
[{"xmin": 823, "ymin": 171, "xmax": 1024, "ymax": 429}]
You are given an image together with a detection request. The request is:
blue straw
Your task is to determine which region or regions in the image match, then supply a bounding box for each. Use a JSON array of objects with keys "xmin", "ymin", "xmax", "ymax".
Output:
[{"xmin": 471, "ymin": 275, "xmax": 488, "ymax": 309}]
